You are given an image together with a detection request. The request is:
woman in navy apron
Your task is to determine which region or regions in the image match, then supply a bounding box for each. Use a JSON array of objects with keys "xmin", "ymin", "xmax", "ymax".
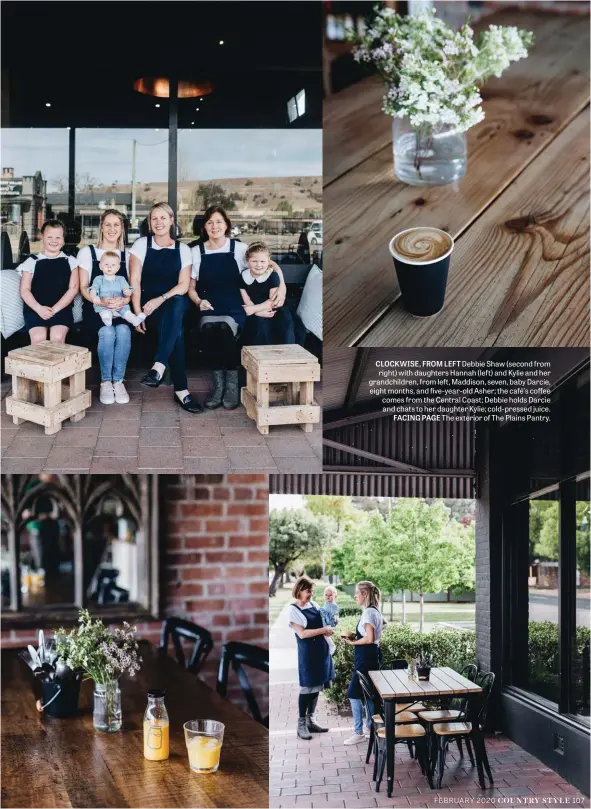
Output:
[
  {"xmin": 19, "ymin": 220, "xmax": 79, "ymax": 344},
  {"xmin": 78, "ymin": 209, "xmax": 133, "ymax": 405},
  {"xmin": 288, "ymin": 576, "xmax": 335, "ymax": 740},
  {"xmin": 129, "ymin": 203, "xmax": 201, "ymax": 414},
  {"xmin": 342, "ymin": 580, "xmax": 384, "ymax": 746},
  {"xmin": 188, "ymin": 206, "xmax": 287, "ymax": 410}
]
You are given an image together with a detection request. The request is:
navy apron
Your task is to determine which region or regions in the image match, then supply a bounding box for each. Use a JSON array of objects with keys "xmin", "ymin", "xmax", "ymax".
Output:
[
  {"xmin": 141, "ymin": 235, "xmax": 182, "ymax": 303},
  {"xmin": 83, "ymin": 246, "xmax": 129, "ymax": 335},
  {"xmin": 196, "ymin": 239, "xmax": 246, "ymax": 328},
  {"xmin": 293, "ymin": 603, "xmax": 335, "ymax": 689},
  {"xmin": 347, "ymin": 606, "xmax": 382, "ymax": 700},
  {"xmin": 24, "ymin": 254, "xmax": 74, "ymax": 330}
]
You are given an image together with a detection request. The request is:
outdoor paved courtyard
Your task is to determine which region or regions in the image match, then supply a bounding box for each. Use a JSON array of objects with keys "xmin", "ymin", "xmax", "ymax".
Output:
[
  {"xmin": 1, "ymin": 367, "xmax": 323, "ymax": 474},
  {"xmin": 270, "ymin": 602, "xmax": 590, "ymax": 809}
]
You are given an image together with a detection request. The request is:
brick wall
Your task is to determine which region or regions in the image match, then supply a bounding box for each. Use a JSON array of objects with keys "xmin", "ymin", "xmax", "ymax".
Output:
[{"xmin": 2, "ymin": 474, "xmax": 270, "ymax": 720}]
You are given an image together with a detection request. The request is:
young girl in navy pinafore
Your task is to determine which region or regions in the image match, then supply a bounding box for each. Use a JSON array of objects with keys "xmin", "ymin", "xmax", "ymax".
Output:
[{"xmin": 23, "ymin": 255, "xmax": 74, "ymax": 330}]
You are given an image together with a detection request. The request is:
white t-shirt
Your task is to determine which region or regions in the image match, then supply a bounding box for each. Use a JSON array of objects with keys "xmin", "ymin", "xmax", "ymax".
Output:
[
  {"xmin": 357, "ymin": 607, "xmax": 384, "ymax": 644},
  {"xmin": 129, "ymin": 237, "xmax": 192, "ymax": 269},
  {"xmin": 191, "ymin": 239, "xmax": 248, "ymax": 280},
  {"xmin": 18, "ymin": 253, "xmax": 78, "ymax": 276},
  {"xmin": 77, "ymin": 246, "xmax": 130, "ymax": 278},
  {"xmin": 288, "ymin": 600, "xmax": 321, "ymax": 628}
]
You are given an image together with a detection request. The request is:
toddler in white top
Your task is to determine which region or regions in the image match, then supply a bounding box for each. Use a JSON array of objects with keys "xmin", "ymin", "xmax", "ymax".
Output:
[{"xmin": 89, "ymin": 251, "xmax": 146, "ymax": 327}]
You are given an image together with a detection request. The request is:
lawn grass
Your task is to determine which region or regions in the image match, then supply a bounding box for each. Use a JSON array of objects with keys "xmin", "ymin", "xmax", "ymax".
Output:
[{"xmin": 382, "ymin": 601, "xmax": 475, "ymax": 632}]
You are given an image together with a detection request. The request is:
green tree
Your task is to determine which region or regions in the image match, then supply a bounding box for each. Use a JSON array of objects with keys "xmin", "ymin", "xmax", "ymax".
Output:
[
  {"xmin": 198, "ymin": 182, "xmax": 243, "ymax": 210},
  {"xmin": 269, "ymin": 509, "xmax": 320, "ymax": 596}
]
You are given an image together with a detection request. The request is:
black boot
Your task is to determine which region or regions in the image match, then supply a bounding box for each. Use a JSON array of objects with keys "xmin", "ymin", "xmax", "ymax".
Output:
[
  {"xmin": 297, "ymin": 718, "xmax": 312, "ymax": 740},
  {"xmin": 222, "ymin": 370, "xmax": 240, "ymax": 410},
  {"xmin": 306, "ymin": 714, "xmax": 329, "ymax": 733},
  {"xmin": 205, "ymin": 370, "xmax": 225, "ymax": 409}
]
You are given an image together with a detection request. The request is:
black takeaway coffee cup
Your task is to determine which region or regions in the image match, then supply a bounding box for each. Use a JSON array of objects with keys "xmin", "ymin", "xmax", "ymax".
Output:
[{"xmin": 389, "ymin": 226, "xmax": 454, "ymax": 317}]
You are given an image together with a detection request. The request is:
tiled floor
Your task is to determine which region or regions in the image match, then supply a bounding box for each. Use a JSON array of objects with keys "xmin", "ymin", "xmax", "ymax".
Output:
[
  {"xmin": 1, "ymin": 368, "xmax": 323, "ymax": 474},
  {"xmin": 270, "ymin": 604, "xmax": 590, "ymax": 809}
]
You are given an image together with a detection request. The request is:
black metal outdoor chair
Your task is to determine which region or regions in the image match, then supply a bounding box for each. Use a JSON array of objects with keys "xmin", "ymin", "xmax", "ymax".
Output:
[
  {"xmin": 216, "ymin": 641, "xmax": 269, "ymax": 727},
  {"xmin": 357, "ymin": 671, "xmax": 433, "ymax": 792},
  {"xmin": 430, "ymin": 671, "xmax": 495, "ymax": 790},
  {"xmin": 159, "ymin": 617, "xmax": 214, "ymax": 675},
  {"xmin": 418, "ymin": 663, "xmax": 479, "ymax": 761}
]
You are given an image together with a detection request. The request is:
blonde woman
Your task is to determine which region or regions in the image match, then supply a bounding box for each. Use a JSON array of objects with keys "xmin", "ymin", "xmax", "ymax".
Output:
[
  {"xmin": 287, "ymin": 576, "xmax": 335, "ymax": 740},
  {"xmin": 129, "ymin": 202, "xmax": 201, "ymax": 413},
  {"xmin": 342, "ymin": 580, "xmax": 384, "ymax": 745},
  {"xmin": 78, "ymin": 209, "xmax": 132, "ymax": 404}
]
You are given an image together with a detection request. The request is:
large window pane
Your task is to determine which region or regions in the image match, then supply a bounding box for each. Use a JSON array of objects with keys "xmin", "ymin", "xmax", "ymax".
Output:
[
  {"xmin": 74, "ymin": 129, "xmax": 168, "ymax": 245},
  {"xmin": 573, "ymin": 477, "xmax": 590, "ymax": 718},
  {"xmin": 177, "ymin": 129, "xmax": 322, "ymax": 262},
  {"xmin": 1, "ymin": 129, "xmax": 69, "ymax": 263},
  {"xmin": 527, "ymin": 489, "xmax": 560, "ymax": 704}
]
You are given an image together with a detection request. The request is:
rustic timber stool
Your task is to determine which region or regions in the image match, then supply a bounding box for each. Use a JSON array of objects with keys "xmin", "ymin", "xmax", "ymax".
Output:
[
  {"xmin": 241, "ymin": 345, "xmax": 320, "ymax": 435},
  {"xmin": 5, "ymin": 341, "xmax": 92, "ymax": 435}
]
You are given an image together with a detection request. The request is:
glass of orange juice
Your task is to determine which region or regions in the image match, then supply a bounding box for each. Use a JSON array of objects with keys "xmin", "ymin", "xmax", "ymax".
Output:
[{"xmin": 183, "ymin": 720, "xmax": 224, "ymax": 773}]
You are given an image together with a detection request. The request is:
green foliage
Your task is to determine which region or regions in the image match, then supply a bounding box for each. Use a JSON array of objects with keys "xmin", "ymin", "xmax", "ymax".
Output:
[
  {"xmin": 529, "ymin": 500, "xmax": 589, "ymax": 575},
  {"xmin": 269, "ymin": 509, "xmax": 321, "ymax": 569},
  {"xmin": 198, "ymin": 181, "xmax": 243, "ymax": 210},
  {"xmin": 276, "ymin": 200, "xmax": 293, "ymax": 214},
  {"xmin": 324, "ymin": 618, "xmax": 476, "ymax": 706}
]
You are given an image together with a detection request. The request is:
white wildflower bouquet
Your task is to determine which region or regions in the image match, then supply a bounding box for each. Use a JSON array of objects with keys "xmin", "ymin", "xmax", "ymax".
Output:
[
  {"xmin": 55, "ymin": 608, "xmax": 142, "ymax": 685},
  {"xmin": 352, "ymin": 6, "xmax": 533, "ymax": 132}
]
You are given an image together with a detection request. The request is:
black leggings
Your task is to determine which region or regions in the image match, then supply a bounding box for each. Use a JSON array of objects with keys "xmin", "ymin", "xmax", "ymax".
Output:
[
  {"xmin": 148, "ymin": 296, "xmax": 188, "ymax": 391},
  {"xmin": 201, "ymin": 321, "xmax": 240, "ymax": 370},
  {"xmin": 298, "ymin": 692, "xmax": 319, "ymax": 718}
]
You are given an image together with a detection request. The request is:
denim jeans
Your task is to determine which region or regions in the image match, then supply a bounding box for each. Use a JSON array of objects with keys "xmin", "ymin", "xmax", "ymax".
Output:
[
  {"xmin": 350, "ymin": 697, "xmax": 374, "ymax": 735},
  {"xmin": 97, "ymin": 324, "xmax": 131, "ymax": 382}
]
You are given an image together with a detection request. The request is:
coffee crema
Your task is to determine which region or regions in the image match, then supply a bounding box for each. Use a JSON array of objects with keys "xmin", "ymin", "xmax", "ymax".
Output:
[{"xmin": 392, "ymin": 228, "xmax": 453, "ymax": 263}]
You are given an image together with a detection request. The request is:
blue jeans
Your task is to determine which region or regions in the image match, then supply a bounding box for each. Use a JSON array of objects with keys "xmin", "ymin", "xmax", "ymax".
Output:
[
  {"xmin": 350, "ymin": 697, "xmax": 373, "ymax": 735},
  {"xmin": 97, "ymin": 324, "xmax": 131, "ymax": 382}
]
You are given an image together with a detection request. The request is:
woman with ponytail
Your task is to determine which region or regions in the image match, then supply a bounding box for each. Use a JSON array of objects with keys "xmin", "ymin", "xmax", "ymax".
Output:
[{"xmin": 341, "ymin": 580, "xmax": 385, "ymax": 745}]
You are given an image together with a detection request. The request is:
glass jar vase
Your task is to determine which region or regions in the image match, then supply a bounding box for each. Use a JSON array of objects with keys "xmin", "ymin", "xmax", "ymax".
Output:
[
  {"xmin": 393, "ymin": 118, "xmax": 467, "ymax": 186},
  {"xmin": 93, "ymin": 681, "xmax": 122, "ymax": 732}
]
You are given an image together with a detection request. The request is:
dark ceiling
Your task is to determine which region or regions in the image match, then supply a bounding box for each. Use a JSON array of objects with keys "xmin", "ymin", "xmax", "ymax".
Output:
[{"xmin": 1, "ymin": 2, "xmax": 322, "ymax": 129}]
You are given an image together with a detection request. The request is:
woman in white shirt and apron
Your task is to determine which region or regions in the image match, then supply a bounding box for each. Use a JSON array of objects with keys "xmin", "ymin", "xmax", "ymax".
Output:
[
  {"xmin": 287, "ymin": 576, "xmax": 336, "ymax": 740},
  {"xmin": 342, "ymin": 580, "xmax": 384, "ymax": 745},
  {"xmin": 77, "ymin": 209, "xmax": 133, "ymax": 404}
]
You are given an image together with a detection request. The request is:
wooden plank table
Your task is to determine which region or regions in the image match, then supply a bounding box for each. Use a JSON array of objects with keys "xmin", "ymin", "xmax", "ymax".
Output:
[
  {"xmin": 323, "ymin": 8, "xmax": 590, "ymax": 347},
  {"xmin": 369, "ymin": 666, "xmax": 482, "ymax": 797},
  {"xmin": 1, "ymin": 642, "xmax": 268, "ymax": 808}
]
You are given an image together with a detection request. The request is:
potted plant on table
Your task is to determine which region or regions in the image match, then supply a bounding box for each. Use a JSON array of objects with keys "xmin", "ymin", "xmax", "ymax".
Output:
[
  {"xmin": 416, "ymin": 652, "xmax": 434, "ymax": 681},
  {"xmin": 55, "ymin": 609, "xmax": 142, "ymax": 732},
  {"xmin": 350, "ymin": 7, "xmax": 533, "ymax": 186}
]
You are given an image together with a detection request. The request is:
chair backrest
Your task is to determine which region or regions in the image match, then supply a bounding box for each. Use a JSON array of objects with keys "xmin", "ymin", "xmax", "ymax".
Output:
[
  {"xmin": 473, "ymin": 671, "xmax": 496, "ymax": 727},
  {"xmin": 217, "ymin": 641, "xmax": 269, "ymax": 726},
  {"xmin": 380, "ymin": 657, "xmax": 407, "ymax": 670},
  {"xmin": 450, "ymin": 663, "xmax": 479, "ymax": 712},
  {"xmin": 159, "ymin": 617, "xmax": 213, "ymax": 675},
  {"xmin": 357, "ymin": 670, "xmax": 381, "ymax": 720}
]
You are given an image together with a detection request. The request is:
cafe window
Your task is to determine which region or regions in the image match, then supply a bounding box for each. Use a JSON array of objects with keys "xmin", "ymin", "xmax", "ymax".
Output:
[
  {"xmin": 504, "ymin": 365, "xmax": 590, "ymax": 725},
  {"xmin": 0, "ymin": 475, "xmax": 160, "ymax": 626},
  {"xmin": 176, "ymin": 129, "xmax": 322, "ymax": 265},
  {"xmin": 74, "ymin": 129, "xmax": 169, "ymax": 243}
]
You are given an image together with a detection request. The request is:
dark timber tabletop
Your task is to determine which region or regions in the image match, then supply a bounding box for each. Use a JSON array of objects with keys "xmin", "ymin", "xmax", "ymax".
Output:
[
  {"xmin": 1, "ymin": 642, "xmax": 269, "ymax": 808},
  {"xmin": 323, "ymin": 8, "xmax": 590, "ymax": 348}
]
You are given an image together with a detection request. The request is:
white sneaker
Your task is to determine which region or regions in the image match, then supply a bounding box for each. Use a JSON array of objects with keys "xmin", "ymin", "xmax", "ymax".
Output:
[
  {"xmin": 100, "ymin": 381, "xmax": 115, "ymax": 405},
  {"xmin": 344, "ymin": 733, "xmax": 366, "ymax": 746},
  {"xmin": 113, "ymin": 381, "xmax": 130, "ymax": 404}
]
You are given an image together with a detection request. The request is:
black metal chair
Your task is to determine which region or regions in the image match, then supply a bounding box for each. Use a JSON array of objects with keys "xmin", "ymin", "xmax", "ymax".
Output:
[
  {"xmin": 159, "ymin": 617, "xmax": 213, "ymax": 675},
  {"xmin": 430, "ymin": 671, "xmax": 495, "ymax": 790},
  {"xmin": 217, "ymin": 641, "xmax": 269, "ymax": 727},
  {"xmin": 358, "ymin": 671, "xmax": 433, "ymax": 792}
]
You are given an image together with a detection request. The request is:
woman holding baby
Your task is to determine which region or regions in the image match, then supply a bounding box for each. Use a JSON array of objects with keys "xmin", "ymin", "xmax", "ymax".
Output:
[{"xmin": 287, "ymin": 576, "xmax": 335, "ymax": 741}]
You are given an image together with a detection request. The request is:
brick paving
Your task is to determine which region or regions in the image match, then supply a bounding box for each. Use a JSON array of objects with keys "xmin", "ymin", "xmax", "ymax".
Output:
[
  {"xmin": 270, "ymin": 604, "xmax": 590, "ymax": 809},
  {"xmin": 1, "ymin": 367, "xmax": 322, "ymax": 474}
]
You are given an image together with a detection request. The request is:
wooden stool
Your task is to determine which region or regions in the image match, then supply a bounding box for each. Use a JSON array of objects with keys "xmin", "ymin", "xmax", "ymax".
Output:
[
  {"xmin": 241, "ymin": 345, "xmax": 320, "ymax": 435},
  {"xmin": 5, "ymin": 342, "xmax": 92, "ymax": 435}
]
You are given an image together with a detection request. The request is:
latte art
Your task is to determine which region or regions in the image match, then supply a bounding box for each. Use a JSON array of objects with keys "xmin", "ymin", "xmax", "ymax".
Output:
[{"xmin": 392, "ymin": 228, "xmax": 453, "ymax": 263}]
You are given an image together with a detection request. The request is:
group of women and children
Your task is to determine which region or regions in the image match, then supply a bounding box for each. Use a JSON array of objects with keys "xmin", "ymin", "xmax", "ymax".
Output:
[
  {"xmin": 288, "ymin": 577, "xmax": 384, "ymax": 744},
  {"xmin": 18, "ymin": 203, "xmax": 295, "ymax": 413}
]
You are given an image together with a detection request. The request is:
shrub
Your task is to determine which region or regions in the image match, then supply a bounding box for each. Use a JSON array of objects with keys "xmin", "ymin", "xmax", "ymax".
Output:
[
  {"xmin": 325, "ymin": 620, "xmax": 476, "ymax": 707},
  {"xmin": 527, "ymin": 621, "xmax": 590, "ymax": 702}
]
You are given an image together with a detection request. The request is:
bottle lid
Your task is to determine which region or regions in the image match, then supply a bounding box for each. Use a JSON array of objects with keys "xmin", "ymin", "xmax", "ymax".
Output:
[{"xmin": 148, "ymin": 688, "xmax": 166, "ymax": 698}]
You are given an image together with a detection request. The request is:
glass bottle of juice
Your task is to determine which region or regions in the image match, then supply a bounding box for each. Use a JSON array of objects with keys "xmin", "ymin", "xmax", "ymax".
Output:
[{"xmin": 143, "ymin": 689, "xmax": 169, "ymax": 761}]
